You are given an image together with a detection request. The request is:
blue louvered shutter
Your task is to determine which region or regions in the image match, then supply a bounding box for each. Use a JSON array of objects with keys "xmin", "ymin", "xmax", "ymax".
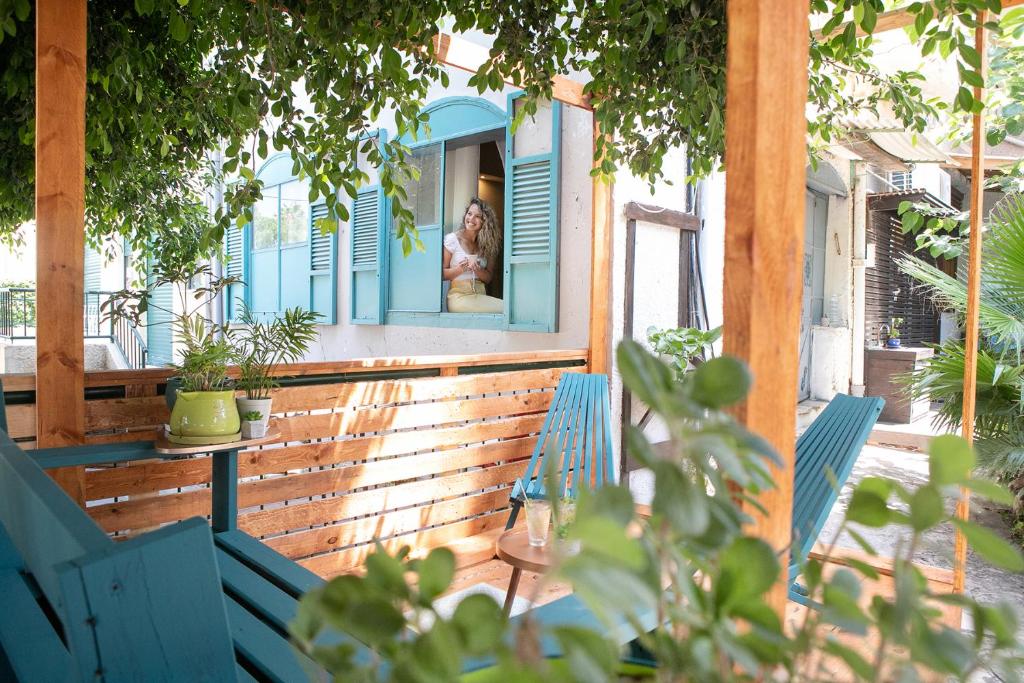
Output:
[
  {"xmin": 504, "ymin": 94, "xmax": 562, "ymax": 332},
  {"xmin": 145, "ymin": 256, "xmax": 175, "ymax": 367},
  {"xmin": 309, "ymin": 201, "xmax": 337, "ymax": 324},
  {"xmin": 350, "ymin": 186, "xmax": 385, "ymax": 323},
  {"xmin": 223, "ymin": 224, "xmax": 248, "ymax": 322}
]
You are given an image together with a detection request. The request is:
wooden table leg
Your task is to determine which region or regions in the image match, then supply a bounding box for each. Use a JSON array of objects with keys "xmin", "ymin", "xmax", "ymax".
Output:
[
  {"xmin": 211, "ymin": 448, "xmax": 239, "ymax": 533},
  {"xmin": 503, "ymin": 567, "xmax": 522, "ymax": 615}
]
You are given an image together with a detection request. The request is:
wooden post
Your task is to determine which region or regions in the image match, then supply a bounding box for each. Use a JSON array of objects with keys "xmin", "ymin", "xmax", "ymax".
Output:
[
  {"xmin": 722, "ymin": 0, "xmax": 810, "ymax": 615},
  {"xmin": 955, "ymin": 12, "xmax": 988, "ymax": 595},
  {"xmin": 589, "ymin": 125, "xmax": 614, "ymax": 376},
  {"xmin": 35, "ymin": 0, "xmax": 88, "ymax": 503}
]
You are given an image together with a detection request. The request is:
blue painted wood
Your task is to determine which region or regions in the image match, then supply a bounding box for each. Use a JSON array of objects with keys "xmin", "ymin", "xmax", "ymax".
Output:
[
  {"xmin": 462, "ymin": 592, "xmax": 658, "ymax": 673},
  {"xmin": 503, "ymin": 92, "xmax": 562, "ymax": 332},
  {"xmin": 212, "ymin": 448, "xmax": 240, "ymax": 533},
  {"xmin": 788, "ymin": 394, "xmax": 884, "ymax": 598},
  {"xmin": 397, "ymin": 97, "xmax": 505, "ymax": 145},
  {"xmin": 58, "ymin": 517, "xmax": 237, "ymax": 682},
  {"xmin": 215, "ymin": 530, "xmax": 325, "ymax": 597},
  {"xmin": 31, "ymin": 440, "xmax": 158, "ymax": 468},
  {"xmin": 309, "ymin": 201, "xmax": 338, "ymax": 324},
  {"xmin": 351, "ymin": 185, "xmax": 385, "ymax": 323},
  {"xmin": 224, "ymin": 222, "xmax": 249, "ymax": 323},
  {"xmin": 0, "ymin": 523, "xmax": 71, "ymax": 682},
  {"xmin": 215, "ymin": 530, "xmax": 323, "ymax": 596},
  {"xmin": 224, "ymin": 594, "xmax": 326, "ymax": 683},
  {"xmin": 507, "ymin": 373, "xmax": 615, "ymax": 528},
  {"xmin": 0, "ymin": 379, "xmax": 7, "ymax": 433},
  {"xmin": 281, "ymin": 243, "xmax": 309, "ymax": 310},
  {"xmin": 0, "ymin": 428, "xmax": 110, "ymax": 619},
  {"xmin": 216, "ymin": 547, "xmax": 374, "ymax": 666},
  {"xmin": 254, "ymin": 153, "xmax": 299, "ymax": 189},
  {"xmin": 146, "ymin": 255, "xmax": 176, "ymax": 366}
]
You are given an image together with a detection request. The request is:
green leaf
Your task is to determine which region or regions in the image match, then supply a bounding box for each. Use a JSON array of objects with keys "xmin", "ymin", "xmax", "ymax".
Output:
[
  {"xmin": 952, "ymin": 519, "xmax": 1024, "ymax": 572},
  {"xmin": 909, "ymin": 486, "xmax": 944, "ymax": 531},
  {"xmin": 451, "ymin": 594, "xmax": 505, "ymax": 655},
  {"xmin": 689, "ymin": 355, "xmax": 751, "ymax": 409},
  {"xmin": 417, "ymin": 547, "xmax": 455, "ymax": 602},
  {"xmin": 717, "ymin": 537, "xmax": 779, "ymax": 607},
  {"xmin": 169, "ymin": 13, "xmax": 188, "ymax": 42},
  {"xmin": 846, "ymin": 478, "xmax": 893, "ymax": 527},
  {"xmin": 959, "ymin": 43, "xmax": 982, "ymax": 69},
  {"xmin": 965, "ymin": 478, "xmax": 1015, "ymax": 505},
  {"xmin": 652, "ymin": 460, "xmax": 709, "ymax": 537},
  {"xmin": 134, "ymin": 0, "xmax": 155, "ymax": 16},
  {"xmin": 929, "ymin": 434, "xmax": 975, "ymax": 486},
  {"xmin": 364, "ymin": 551, "xmax": 408, "ymax": 597}
]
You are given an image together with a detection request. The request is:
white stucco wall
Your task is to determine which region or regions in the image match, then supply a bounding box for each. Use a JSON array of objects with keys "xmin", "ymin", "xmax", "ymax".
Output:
[{"xmin": 307, "ymin": 67, "xmax": 593, "ymax": 361}]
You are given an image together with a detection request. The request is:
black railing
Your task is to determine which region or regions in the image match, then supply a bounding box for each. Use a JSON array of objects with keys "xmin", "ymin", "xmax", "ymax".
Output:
[
  {"xmin": 0, "ymin": 287, "xmax": 36, "ymax": 338},
  {"xmin": 111, "ymin": 314, "xmax": 148, "ymax": 369},
  {"xmin": 0, "ymin": 288, "xmax": 149, "ymax": 369}
]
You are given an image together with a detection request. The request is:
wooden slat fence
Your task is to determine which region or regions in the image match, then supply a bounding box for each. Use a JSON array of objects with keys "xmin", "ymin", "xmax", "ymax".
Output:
[{"xmin": 1, "ymin": 350, "xmax": 587, "ymax": 577}]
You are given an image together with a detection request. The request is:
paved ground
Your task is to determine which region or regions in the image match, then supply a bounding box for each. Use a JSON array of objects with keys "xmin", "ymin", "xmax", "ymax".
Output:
[{"xmin": 820, "ymin": 444, "xmax": 1024, "ymax": 680}]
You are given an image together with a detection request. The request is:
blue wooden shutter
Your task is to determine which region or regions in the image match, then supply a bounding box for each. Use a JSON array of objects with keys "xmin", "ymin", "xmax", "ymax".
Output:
[
  {"xmin": 504, "ymin": 95, "xmax": 562, "ymax": 332},
  {"xmin": 309, "ymin": 201, "xmax": 338, "ymax": 324},
  {"xmin": 350, "ymin": 186, "xmax": 385, "ymax": 323},
  {"xmin": 387, "ymin": 143, "xmax": 443, "ymax": 313},
  {"xmin": 145, "ymin": 256, "xmax": 175, "ymax": 367},
  {"xmin": 223, "ymin": 224, "xmax": 247, "ymax": 322}
]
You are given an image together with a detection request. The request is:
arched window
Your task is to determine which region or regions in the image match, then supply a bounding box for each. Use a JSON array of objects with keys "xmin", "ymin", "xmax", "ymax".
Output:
[
  {"xmin": 349, "ymin": 94, "xmax": 562, "ymax": 332},
  {"xmin": 224, "ymin": 154, "xmax": 337, "ymax": 323}
]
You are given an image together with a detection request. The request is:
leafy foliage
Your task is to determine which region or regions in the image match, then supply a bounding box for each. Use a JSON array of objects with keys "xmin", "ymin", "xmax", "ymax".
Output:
[
  {"xmin": 0, "ymin": 0, "xmax": 1006, "ymax": 265},
  {"xmin": 173, "ymin": 315, "xmax": 233, "ymax": 392},
  {"xmin": 227, "ymin": 304, "xmax": 321, "ymax": 400},
  {"xmin": 293, "ymin": 342, "xmax": 1024, "ymax": 681},
  {"xmin": 646, "ymin": 325, "xmax": 721, "ymax": 380},
  {"xmin": 900, "ymin": 194, "xmax": 1024, "ymax": 517}
]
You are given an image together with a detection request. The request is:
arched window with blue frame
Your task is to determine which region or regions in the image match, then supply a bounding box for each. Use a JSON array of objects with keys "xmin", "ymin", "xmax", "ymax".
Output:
[
  {"xmin": 349, "ymin": 95, "xmax": 562, "ymax": 332},
  {"xmin": 224, "ymin": 153, "xmax": 338, "ymax": 324}
]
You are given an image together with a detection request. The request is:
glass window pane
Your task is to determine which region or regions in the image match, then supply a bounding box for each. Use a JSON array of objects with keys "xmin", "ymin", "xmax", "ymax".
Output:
[
  {"xmin": 402, "ymin": 144, "xmax": 441, "ymax": 227},
  {"xmin": 253, "ymin": 187, "xmax": 279, "ymax": 250},
  {"xmin": 280, "ymin": 180, "xmax": 309, "ymax": 245}
]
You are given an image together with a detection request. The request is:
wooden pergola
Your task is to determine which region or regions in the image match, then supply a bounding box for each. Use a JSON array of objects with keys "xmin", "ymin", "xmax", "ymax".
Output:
[{"xmin": 31, "ymin": 0, "xmax": 1004, "ymax": 616}]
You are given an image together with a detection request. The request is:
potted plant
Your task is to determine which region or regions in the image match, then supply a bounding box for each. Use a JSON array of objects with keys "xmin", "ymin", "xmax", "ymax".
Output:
[
  {"xmin": 240, "ymin": 410, "xmax": 266, "ymax": 440},
  {"xmin": 887, "ymin": 316, "xmax": 904, "ymax": 347},
  {"xmin": 228, "ymin": 304, "xmax": 320, "ymax": 433},
  {"xmin": 165, "ymin": 315, "xmax": 240, "ymax": 444},
  {"xmin": 102, "ymin": 229, "xmax": 243, "ymax": 444}
]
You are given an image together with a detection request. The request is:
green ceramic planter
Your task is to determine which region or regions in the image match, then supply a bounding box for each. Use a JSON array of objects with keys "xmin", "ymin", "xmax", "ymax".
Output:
[{"xmin": 168, "ymin": 390, "xmax": 241, "ymax": 442}]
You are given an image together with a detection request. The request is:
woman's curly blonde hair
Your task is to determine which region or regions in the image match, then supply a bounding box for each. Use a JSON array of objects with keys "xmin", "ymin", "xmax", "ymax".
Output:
[{"xmin": 462, "ymin": 197, "xmax": 502, "ymax": 268}]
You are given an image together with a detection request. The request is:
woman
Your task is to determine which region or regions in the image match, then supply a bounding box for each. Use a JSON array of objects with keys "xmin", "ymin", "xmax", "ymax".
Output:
[{"xmin": 442, "ymin": 198, "xmax": 503, "ymax": 314}]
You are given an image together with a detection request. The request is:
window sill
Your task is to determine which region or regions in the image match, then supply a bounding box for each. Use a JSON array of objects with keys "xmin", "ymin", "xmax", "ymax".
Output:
[{"xmin": 385, "ymin": 311, "xmax": 506, "ymax": 331}]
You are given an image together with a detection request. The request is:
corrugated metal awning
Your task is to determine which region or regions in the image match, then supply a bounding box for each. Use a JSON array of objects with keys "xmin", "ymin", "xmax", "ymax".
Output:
[
  {"xmin": 867, "ymin": 189, "xmax": 957, "ymax": 215},
  {"xmin": 836, "ymin": 114, "xmax": 952, "ymax": 168}
]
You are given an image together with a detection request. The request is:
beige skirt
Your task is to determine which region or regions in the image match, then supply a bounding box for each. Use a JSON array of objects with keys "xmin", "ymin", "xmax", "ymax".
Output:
[{"xmin": 447, "ymin": 280, "xmax": 503, "ymax": 314}]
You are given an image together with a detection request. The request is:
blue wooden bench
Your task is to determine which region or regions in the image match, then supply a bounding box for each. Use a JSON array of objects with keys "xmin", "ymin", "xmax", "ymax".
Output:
[
  {"xmin": 507, "ymin": 372, "xmax": 615, "ymax": 529},
  {"xmin": 789, "ymin": 393, "xmax": 884, "ymax": 604},
  {"xmin": 0, "ymin": 381, "xmax": 381, "ymax": 681}
]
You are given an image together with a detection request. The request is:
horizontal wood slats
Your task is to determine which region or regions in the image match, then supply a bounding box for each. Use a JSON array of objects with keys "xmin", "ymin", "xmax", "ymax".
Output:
[{"xmin": 4, "ymin": 355, "xmax": 584, "ymax": 579}]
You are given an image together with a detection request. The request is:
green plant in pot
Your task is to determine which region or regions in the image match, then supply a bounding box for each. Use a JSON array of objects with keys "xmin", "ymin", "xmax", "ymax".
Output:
[
  {"xmin": 240, "ymin": 410, "xmax": 265, "ymax": 440},
  {"xmin": 166, "ymin": 315, "xmax": 239, "ymax": 444},
  {"xmin": 102, "ymin": 229, "xmax": 242, "ymax": 444},
  {"xmin": 228, "ymin": 304, "xmax": 320, "ymax": 433}
]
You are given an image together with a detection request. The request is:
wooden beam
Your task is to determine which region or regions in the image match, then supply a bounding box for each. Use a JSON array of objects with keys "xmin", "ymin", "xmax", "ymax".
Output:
[
  {"xmin": 35, "ymin": 0, "xmax": 87, "ymax": 504},
  {"xmin": 622, "ymin": 202, "xmax": 700, "ymax": 232},
  {"xmin": 945, "ymin": 154, "xmax": 1020, "ymax": 172},
  {"xmin": 431, "ymin": 33, "xmax": 591, "ymax": 111},
  {"xmin": 813, "ymin": 0, "xmax": 1024, "ymax": 40},
  {"xmin": 722, "ymin": 0, "xmax": 810, "ymax": 615},
  {"xmin": 589, "ymin": 126, "xmax": 614, "ymax": 376},
  {"xmin": 955, "ymin": 11, "xmax": 988, "ymax": 596}
]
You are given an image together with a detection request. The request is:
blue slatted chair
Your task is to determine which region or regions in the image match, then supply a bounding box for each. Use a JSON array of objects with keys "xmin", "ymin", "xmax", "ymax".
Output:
[
  {"xmin": 506, "ymin": 372, "xmax": 615, "ymax": 529},
  {"xmin": 788, "ymin": 393, "xmax": 884, "ymax": 605}
]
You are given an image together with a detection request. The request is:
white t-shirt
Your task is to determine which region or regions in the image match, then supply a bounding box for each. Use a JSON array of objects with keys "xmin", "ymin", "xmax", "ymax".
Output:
[{"xmin": 444, "ymin": 231, "xmax": 487, "ymax": 282}]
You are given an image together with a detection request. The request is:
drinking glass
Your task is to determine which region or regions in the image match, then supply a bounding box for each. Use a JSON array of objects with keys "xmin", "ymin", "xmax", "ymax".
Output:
[{"xmin": 525, "ymin": 500, "xmax": 551, "ymax": 547}]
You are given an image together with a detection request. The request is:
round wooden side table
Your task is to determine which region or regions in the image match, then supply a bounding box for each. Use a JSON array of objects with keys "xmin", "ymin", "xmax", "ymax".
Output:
[{"xmin": 495, "ymin": 528, "xmax": 556, "ymax": 615}]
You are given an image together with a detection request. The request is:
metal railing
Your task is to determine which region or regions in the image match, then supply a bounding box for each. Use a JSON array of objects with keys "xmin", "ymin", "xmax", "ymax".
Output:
[{"xmin": 0, "ymin": 288, "xmax": 149, "ymax": 369}]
